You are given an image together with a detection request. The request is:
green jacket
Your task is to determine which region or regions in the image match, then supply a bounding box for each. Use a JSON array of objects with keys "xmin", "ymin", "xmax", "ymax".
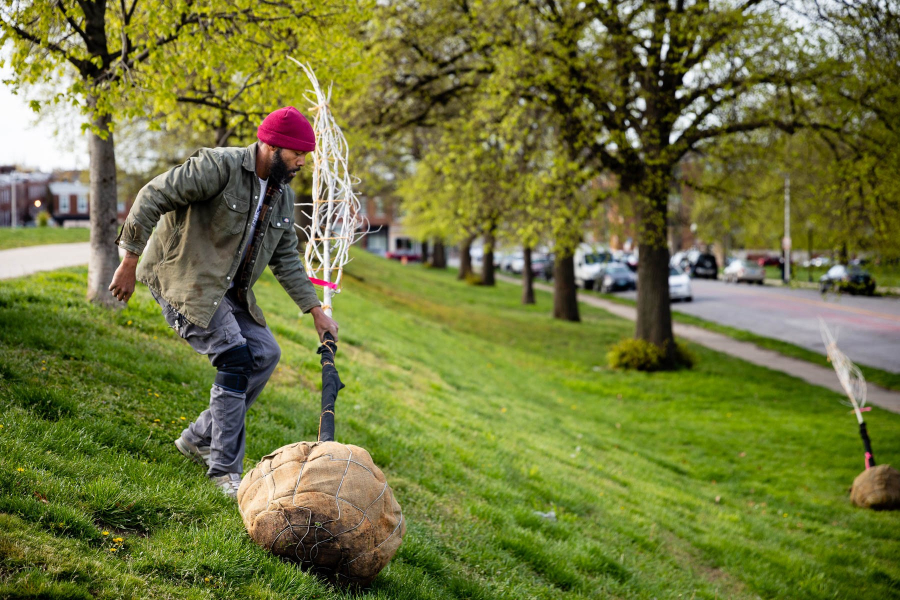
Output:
[{"xmin": 116, "ymin": 143, "xmax": 320, "ymax": 328}]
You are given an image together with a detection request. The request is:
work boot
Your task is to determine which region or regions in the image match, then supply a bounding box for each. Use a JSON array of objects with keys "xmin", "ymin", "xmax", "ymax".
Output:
[
  {"xmin": 174, "ymin": 436, "xmax": 211, "ymax": 468},
  {"xmin": 210, "ymin": 472, "xmax": 242, "ymax": 500}
]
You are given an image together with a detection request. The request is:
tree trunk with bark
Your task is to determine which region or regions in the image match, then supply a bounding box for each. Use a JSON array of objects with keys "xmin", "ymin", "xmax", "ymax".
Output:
[
  {"xmin": 522, "ymin": 245, "xmax": 535, "ymax": 304},
  {"xmin": 431, "ymin": 240, "xmax": 447, "ymax": 268},
  {"xmin": 86, "ymin": 105, "xmax": 121, "ymax": 307},
  {"xmin": 553, "ymin": 251, "xmax": 579, "ymax": 321},
  {"xmin": 482, "ymin": 228, "xmax": 496, "ymax": 286},
  {"xmin": 458, "ymin": 236, "xmax": 474, "ymax": 280},
  {"xmin": 421, "ymin": 240, "xmax": 429, "ymax": 264},
  {"xmin": 635, "ymin": 182, "xmax": 676, "ymax": 364}
]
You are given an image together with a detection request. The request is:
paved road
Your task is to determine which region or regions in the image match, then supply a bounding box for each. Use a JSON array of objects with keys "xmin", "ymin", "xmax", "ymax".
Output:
[
  {"xmin": 0, "ymin": 242, "xmax": 94, "ymax": 279},
  {"xmin": 617, "ymin": 279, "xmax": 900, "ymax": 373},
  {"xmin": 0, "ymin": 242, "xmax": 127, "ymax": 280}
]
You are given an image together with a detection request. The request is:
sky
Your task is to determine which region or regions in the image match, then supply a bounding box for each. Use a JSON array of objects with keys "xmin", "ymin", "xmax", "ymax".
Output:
[{"xmin": 0, "ymin": 65, "xmax": 88, "ymax": 173}]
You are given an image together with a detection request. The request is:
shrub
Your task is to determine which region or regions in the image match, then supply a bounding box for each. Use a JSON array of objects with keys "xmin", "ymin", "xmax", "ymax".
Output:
[
  {"xmin": 464, "ymin": 272, "xmax": 485, "ymax": 286},
  {"xmin": 607, "ymin": 338, "xmax": 695, "ymax": 371},
  {"xmin": 36, "ymin": 211, "xmax": 50, "ymax": 227}
]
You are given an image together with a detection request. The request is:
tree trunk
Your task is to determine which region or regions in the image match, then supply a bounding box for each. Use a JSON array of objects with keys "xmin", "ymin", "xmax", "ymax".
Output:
[
  {"xmin": 431, "ymin": 240, "xmax": 447, "ymax": 268},
  {"xmin": 522, "ymin": 246, "xmax": 535, "ymax": 305},
  {"xmin": 482, "ymin": 229, "xmax": 496, "ymax": 286},
  {"xmin": 635, "ymin": 242, "xmax": 674, "ymax": 354},
  {"xmin": 458, "ymin": 236, "xmax": 474, "ymax": 280},
  {"xmin": 421, "ymin": 240, "xmax": 429, "ymax": 264},
  {"xmin": 553, "ymin": 251, "xmax": 579, "ymax": 321},
  {"xmin": 86, "ymin": 105, "xmax": 121, "ymax": 307},
  {"xmin": 634, "ymin": 170, "xmax": 676, "ymax": 363}
]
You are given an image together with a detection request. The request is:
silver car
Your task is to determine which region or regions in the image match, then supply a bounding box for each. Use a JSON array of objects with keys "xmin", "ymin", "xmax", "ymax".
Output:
[{"xmin": 723, "ymin": 259, "xmax": 765, "ymax": 284}]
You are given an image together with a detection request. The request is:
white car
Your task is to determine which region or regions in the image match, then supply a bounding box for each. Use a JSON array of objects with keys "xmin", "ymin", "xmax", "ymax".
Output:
[
  {"xmin": 669, "ymin": 266, "xmax": 693, "ymax": 301},
  {"xmin": 574, "ymin": 243, "xmax": 612, "ymax": 289},
  {"xmin": 500, "ymin": 253, "xmax": 522, "ymax": 272},
  {"xmin": 723, "ymin": 259, "xmax": 765, "ymax": 284},
  {"xmin": 509, "ymin": 252, "xmax": 549, "ymax": 275}
]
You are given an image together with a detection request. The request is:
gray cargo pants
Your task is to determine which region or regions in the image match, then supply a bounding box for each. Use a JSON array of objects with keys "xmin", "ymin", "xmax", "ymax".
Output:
[{"xmin": 151, "ymin": 289, "xmax": 281, "ymax": 476}]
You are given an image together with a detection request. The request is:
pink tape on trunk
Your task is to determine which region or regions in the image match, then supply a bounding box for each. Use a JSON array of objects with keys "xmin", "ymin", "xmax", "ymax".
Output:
[{"xmin": 309, "ymin": 277, "xmax": 338, "ymax": 290}]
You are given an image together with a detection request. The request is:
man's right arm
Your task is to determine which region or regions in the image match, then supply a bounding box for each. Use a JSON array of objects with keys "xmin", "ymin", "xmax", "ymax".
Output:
[
  {"xmin": 109, "ymin": 251, "xmax": 140, "ymax": 302},
  {"xmin": 110, "ymin": 149, "xmax": 229, "ymax": 304},
  {"xmin": 116, "ymin": 148, "xmax": 229, "ymax": 256}
]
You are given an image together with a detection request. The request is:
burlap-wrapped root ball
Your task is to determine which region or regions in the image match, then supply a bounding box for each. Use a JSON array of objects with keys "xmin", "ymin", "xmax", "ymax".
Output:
[
  {"xmin": 238, "ymin": 441, "xmax": 405, "ymax": 586},
  {"xmin": 850, "ymin": 464, "xmax": 900, "ymax": 510}
]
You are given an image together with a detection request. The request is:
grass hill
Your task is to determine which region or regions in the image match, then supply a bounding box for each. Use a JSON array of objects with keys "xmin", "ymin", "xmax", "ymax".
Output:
[{"xmin": 1, "ymin": 250, "xmax": 898, "ymax": 599}]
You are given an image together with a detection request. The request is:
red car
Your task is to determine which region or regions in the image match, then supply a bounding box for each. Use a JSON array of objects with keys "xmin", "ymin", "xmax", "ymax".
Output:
[
  {"xmin": 756, "ymin": 256, "xmax": 782, "ymax": 267},
  {"xmin": 385, "ymin": 250, "xmax": 422, "ymax": 262}
]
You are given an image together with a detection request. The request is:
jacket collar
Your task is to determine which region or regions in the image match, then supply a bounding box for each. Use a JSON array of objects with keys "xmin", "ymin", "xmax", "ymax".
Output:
[{"xmin": 242, "ymin": 142, "xmax": 259, "ymax": 174}]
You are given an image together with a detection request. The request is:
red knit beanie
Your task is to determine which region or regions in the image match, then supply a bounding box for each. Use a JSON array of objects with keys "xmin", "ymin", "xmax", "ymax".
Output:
[{"xmin": 257, "ymin": 107, "xmax": 316, "ymax": 152}]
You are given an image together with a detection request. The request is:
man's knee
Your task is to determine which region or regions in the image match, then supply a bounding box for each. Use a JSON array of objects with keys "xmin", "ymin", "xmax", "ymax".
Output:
[
  {"xmin": 256, "ymin": 339, "xmax": 281, "ymax": 371},
  {"xmin": 267, "ymin": 344, "xmax": 281, "ymax": 369},
  {"xmin": 212, "ymin": 344, "xmax": 253, "ymax": 393}
]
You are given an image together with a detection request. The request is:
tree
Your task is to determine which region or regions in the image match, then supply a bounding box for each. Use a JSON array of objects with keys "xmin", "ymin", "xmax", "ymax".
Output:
[
  {"xmin": 510, "ymin": 0, "xmax": 813, "ymax": 362},
  {"xmin": 798, "ymin": 0, "xmax": 900, "ymax": 260}
]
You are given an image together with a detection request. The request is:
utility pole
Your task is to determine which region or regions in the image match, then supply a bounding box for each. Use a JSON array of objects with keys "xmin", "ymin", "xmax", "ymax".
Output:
[
  {"xmin": 783, "ymin": 174, "xmax": 791, "ymax": 283},
  {"xmin": 10, "ymin": 171, "xmax": 17, "ymax": 228}
]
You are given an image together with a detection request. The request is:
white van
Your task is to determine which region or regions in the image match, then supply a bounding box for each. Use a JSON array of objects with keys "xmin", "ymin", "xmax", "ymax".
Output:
[{"xmin": 574, "ymin": 243, "xmax": 612, "ymax": 290}]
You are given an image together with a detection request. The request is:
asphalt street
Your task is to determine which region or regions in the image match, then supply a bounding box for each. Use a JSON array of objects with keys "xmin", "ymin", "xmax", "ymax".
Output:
[
  {"xmin": 0, "ymin": 242, "xmax": 125, "ymax": 280},
  {"xmin": 618, "ymin": 280, "xmax": 900, "ymax": 373}
]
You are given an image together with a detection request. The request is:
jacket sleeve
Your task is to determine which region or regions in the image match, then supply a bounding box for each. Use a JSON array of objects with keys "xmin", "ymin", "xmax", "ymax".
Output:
[
  {"xmin": 269, "ymin": 208, "xmax": 322, "ymax": 314},
  {"xmin": 116, "ymin": 149, "xmax": 229, "ymax": 256}
]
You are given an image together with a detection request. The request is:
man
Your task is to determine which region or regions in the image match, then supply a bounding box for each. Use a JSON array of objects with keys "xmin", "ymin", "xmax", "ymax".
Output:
[{"xmin": 109, "ymin": 107, "xmax": 338, "ymax": 498}]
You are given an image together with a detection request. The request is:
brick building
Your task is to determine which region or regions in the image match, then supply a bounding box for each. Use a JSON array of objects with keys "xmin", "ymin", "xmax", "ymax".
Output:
[
  {"xmin": 0, "ymin": 169, "xmax": 52, "ymax": 226},
  {"xmin": 0, "ymin": 167, "xmax": 133, "ymax": 228},
  {"xmin": 357, "ymin": 195, "xmax": 421, "ymax": 257}
]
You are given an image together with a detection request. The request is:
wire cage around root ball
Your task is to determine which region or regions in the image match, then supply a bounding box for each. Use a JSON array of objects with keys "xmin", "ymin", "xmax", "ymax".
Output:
[
  {"xmin": 238, "ymin": 439, "xmax": 405, "ymax": 587},
  {"xmin": 850, "ymin": 464, "xmax": 900, "ymax": 511}
]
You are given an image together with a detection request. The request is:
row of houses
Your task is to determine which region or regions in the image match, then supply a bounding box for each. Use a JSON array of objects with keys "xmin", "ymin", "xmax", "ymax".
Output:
[{"xmin": 0, "ymin": 167, "xmax": 131, "ymax": 228}]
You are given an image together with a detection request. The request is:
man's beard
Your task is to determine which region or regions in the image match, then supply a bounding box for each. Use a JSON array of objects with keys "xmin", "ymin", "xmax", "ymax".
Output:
[{"xmin": 269, "ymin": 149, "xmax": 296, "ymax": 185}]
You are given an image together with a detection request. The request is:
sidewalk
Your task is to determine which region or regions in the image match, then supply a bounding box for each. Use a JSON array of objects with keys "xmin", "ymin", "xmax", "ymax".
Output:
[
  {"xmin": 0, "ymin": 242, "xmax": 124, "ymax": 280},
  {"xmin": 499, "ymin": 275, "xmax": 900, "ymax": 415}
]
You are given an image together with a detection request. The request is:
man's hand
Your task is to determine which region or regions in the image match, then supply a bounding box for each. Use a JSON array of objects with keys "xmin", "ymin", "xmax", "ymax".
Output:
[
  {"xmin": 109, "ymin": 252, "xmax": 139, "ymax": 303},
  {"xmin": 309, "ymin": 306, "xmax": 339, "ymax": 342}
]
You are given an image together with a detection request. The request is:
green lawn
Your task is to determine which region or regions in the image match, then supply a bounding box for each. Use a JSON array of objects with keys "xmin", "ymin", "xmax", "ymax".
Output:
[
  {"xmin": 0, "ymin": 227, "xmax": 91, "ymax": 250},
  {"xmin": 1, "ymin": 252, "xmax": 899, "ymax": 599}
]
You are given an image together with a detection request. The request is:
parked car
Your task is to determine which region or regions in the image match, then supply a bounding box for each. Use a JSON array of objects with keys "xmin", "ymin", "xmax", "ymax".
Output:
[
  {"xmin": 723, "ymin": 259, "xmax": 765, "ymax": 284},
  {"xmin": 385, "ymin": 249, "xmax": 422, "ymax": 262},
  {"xmin": 670, "ymin": 250, "xmax": 690, "ymax": 270},
  {"xmin": 819, "ymin": 265, "xmax": 876, "ymax": 295},
  {"xmin": 532, "ymin": 254, "xmax": 554, "ymax": 281},
  {"xmin": 598, "ymin": 262, "xmax": 637, "ymax": 293},
  {"xmin": 756, "ymin": 255, "xmax": 783, "ymax": 267},
  {"xmin": 672, "ymin": 249, "xmax": 715, "ymax": 276},
  {"xmin": 574, "ymin": 243, "xmax": 612, "ymax": 289},
  {"xmin": 688, "ymin": 252, "xmax": 718, "ymax": 279},
  {"xmin": 624, "ymin": 250, "xmax": 639, "ymax": 271},
  {"xmin": 669, "ymin": 266, "xmax": 693, "ymax": 301},
  {"xmin": 500, "ymin": 253, "xmax": 522, "ymax": 272},
  {"xmin": 508, "ymin": 252, "xmax": 550, "ymax": 276}
]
